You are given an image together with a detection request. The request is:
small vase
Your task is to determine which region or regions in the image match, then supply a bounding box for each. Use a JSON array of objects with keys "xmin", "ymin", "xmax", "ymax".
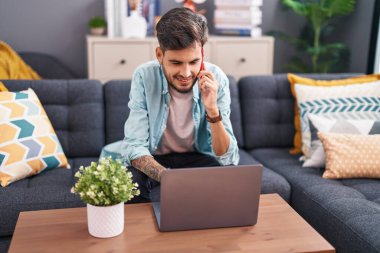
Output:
[
  {"xmin": 122, "ymin": 10, "xmax": 147, "ymax": 38},
  {"xmin": 87, "ymin": 202, "xmax": 124, "ymax": 238},
  {"xmin": 90, "ymin": 27, "xmax": 105, "ymax": 36}
]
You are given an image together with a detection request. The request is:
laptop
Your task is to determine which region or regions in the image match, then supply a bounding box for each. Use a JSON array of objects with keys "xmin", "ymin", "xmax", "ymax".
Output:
[{"xmin": 152, "ymin": 164, "xmax": 263, "ymax": 232}]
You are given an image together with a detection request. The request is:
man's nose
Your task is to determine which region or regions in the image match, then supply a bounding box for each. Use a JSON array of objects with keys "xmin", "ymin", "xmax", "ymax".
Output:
[{"xmin": 180, "ymin": 64, "xmax": 192, "ymax": 78}]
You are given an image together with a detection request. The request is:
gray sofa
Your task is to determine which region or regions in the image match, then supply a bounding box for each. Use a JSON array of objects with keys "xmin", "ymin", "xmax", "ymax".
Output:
[{"xmin": 0, "ymin": 74, "xmax": 379, "ymax": 253}]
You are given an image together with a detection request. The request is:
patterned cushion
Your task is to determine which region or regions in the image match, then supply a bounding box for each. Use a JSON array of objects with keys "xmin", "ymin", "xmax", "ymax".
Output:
[
  {"xmin": 288, "ymin": 73, "xmax": 380, "ymax": 154},
  {"xmin": 294, "ymin": 81, "xmax": 380, "ymax": 157},
  {"xmin": 318, "ymin": 132, "xmax": 380, "ymax": 179},
  {"xmin": 304, "ymin": 114, "xmax": 380, "ymax": 168},
  {"xmin": 0, "ymin": 89, "xmax": 69, "ymax": 186}
]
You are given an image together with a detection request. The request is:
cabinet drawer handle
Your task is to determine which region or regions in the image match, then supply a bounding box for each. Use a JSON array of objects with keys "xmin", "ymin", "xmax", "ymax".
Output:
[
  {"xmin": 240, "ymin": 58, "xmax": 246, "ymax": 63},
  {"xmin": 120, "ymin": 59, "xmax": 127, "ymax": 65}
]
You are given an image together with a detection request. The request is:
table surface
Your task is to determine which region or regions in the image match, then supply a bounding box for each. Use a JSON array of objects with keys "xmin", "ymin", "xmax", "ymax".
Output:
[{"xmin": 9, "ymin": 194, "xmax": 334, "ymax": 253}]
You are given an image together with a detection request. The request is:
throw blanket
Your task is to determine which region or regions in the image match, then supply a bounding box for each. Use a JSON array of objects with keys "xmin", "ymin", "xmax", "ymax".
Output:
[{"xmin": 0, "ymin": 41, "xmax": 41, "ymax": 85}]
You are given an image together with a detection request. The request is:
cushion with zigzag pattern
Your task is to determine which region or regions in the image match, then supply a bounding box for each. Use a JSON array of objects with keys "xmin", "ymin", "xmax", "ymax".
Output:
[
  {"xmin": 288, "ymin": 73, "xmax": 380, "ymax": 154},
  {"xmin": 0, "ymin": 88, "xmax": 69, "ymax": 186},
  {"xmin": 294, "ymin": 81, "xmax": 380, "ymax": 157}
]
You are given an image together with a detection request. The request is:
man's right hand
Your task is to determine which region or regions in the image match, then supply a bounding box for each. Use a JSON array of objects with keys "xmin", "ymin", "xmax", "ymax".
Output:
[{"xmin": 131, "ymin": 155, "xmax": 166, "ymax": 182}]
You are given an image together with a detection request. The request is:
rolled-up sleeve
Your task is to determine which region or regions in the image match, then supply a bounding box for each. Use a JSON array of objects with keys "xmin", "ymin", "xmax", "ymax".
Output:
[{"xmin": 212, "ymin": 75, "xmax": 240, "ymax": 165}]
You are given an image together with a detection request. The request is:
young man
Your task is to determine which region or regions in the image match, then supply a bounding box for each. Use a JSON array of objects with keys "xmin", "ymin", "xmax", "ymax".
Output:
[{"xmin": 122, "ymin": 7, "xmax": 239, "ymax": 200}]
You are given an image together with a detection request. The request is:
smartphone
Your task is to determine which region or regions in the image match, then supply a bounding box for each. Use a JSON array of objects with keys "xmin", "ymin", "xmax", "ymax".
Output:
[
  {"xmin": 200, "ymin": 47, "xmax": 205, "ymax": 71},
  {"xmin": 199, "ymin": 47, "xmax": 205, "ymax": 79}
]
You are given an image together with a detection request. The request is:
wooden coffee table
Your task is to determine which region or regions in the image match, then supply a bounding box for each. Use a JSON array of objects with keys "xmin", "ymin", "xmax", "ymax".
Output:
[{"xmin": 9, "ymin": 194, "xmax": 334, "ymax": 253}]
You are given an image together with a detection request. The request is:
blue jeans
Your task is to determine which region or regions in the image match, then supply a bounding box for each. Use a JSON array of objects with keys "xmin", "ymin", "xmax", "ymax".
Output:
[{"xmin": 128, "ymin": 152, "xmax": 220, "ymax": 202}]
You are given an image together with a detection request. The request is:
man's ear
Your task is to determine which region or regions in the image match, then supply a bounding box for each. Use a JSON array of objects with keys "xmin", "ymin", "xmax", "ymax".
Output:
[{"xmin": 156, "ymin": 47, "xmax": 164, "ymax": 64}]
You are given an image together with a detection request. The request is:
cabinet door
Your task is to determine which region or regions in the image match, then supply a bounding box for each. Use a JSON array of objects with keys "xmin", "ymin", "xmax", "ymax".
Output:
[
  {"xmin": 92, "ymin": 42, "xmax": 152, "ymax": 79},
  {"xmin": 212, "ymin": 40, "xmax": 273, "ymax": 79}
]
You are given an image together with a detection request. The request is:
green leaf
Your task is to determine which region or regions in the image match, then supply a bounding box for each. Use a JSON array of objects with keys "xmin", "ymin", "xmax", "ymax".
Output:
[
  {"xmin": 282, "ymin": 0, "xmax": 310, "ymax": 16},
  {"xmin": 309, "ymin": 3, "xmax": 329, "ymax": 29},
  {"xmin": 72, "ymin": 157, "xmax": 140, "ymax": 206},
  {"xmin": 325, "ymin": 0, "xmax": 355, "ymax": 16}
]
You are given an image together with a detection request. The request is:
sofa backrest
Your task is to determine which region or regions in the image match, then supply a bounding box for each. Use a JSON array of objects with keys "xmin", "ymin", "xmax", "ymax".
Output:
[
  {"xmin": 238, "ymin": 74, "xmax": 361, "ymax": 149},
  {"xmin": 104, "ymin": 80, "xmax": 132, "ymax": 144},
  {"xmin": 3, "ymin": 80, "xmax": 105, "ymax": 158},
  {"xmin": 104, "ymin": 76, "xmax": 245, "ymax": 147}
]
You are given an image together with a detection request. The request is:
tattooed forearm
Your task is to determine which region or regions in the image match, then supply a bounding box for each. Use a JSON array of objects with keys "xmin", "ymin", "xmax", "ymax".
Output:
[{"xmin": 131, "ymin": 155, "xmax": 166, "ymax": 182}]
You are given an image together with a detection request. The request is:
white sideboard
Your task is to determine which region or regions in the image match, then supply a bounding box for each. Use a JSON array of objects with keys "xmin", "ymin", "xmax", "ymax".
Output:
[{"xmin": 87, "ymin": 35, "xmax": 274, "ymax": 82}]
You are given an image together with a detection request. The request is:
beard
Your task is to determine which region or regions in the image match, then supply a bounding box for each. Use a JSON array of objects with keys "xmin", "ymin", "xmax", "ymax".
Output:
[{"xmin": 161, "ymin": 64, "xmax": 197, "ymax": 94}]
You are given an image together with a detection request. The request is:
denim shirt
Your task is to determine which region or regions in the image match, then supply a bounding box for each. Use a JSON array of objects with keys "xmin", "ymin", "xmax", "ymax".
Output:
[{"xmin": 121, "ymin": 60, "xmax": 239, "ymax": 166}]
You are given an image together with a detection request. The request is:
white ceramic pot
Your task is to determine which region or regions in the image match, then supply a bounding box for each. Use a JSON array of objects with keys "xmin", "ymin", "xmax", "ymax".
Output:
[
  {"xmin": 87, "ymin": 202, "xmax": 124, "ymax": 238},
  {"xmin": 90, "ymin": 27, "xmax": 105, "ymax": 36}
]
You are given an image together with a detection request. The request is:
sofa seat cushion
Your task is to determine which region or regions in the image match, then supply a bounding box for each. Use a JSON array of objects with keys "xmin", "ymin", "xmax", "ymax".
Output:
[
  {"xmin": 0, "ymin": 157, "xmax": 98, "ymax": 237},
  {"xmin": 250, "ymin": 148, "xmax": 380, "ymax": 253},
  {"xmin": 0, "ymin": 236, "xmax": 11, "ymax": 253},
  {"xmin": 239, "ymin": 149, "xmax": 290, "ymax": 201}
]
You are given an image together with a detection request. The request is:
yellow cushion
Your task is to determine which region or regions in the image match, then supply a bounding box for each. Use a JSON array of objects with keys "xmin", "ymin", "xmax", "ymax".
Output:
[
  {"xmin": 0, "ymin": 89, "xmax": 69, "ymax": 186},
  {"xmin": 318, "ymin": 132, "xmax": 380, "ymax": 179},
  {"xmin": 0, "ymin": 41, "xmax": 41, "ymax": 80},
  {"xmin": 288, "ymin": 73, "xmax": 380, "ymax": 154},
  {"xmin": 0, "ymin": 81, "xmax": 7, "ymax": 92}
]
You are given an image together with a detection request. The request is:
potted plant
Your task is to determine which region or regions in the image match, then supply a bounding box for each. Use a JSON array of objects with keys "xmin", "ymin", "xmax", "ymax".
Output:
[
  {"xmin": 268, "ymin": 0, "xmax": 356, "ymax": 73},
  {"xmin": 88, "ymin": 16, "xmax": 107, "ymax": 36},
  {"xmin": 72, "ymin": 157, "xmax": 140, "ymax": 238}
]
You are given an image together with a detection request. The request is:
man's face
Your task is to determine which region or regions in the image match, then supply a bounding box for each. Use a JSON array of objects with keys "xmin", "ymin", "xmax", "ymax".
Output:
[{"xmin": 156, "ymin": 42, "xmax": 202, "ymax": 93}]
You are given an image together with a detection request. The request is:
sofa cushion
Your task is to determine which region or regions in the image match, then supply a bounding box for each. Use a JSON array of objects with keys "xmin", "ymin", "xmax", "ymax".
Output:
[
  {"xmin": 104, "ymin": 76, "xmax": 245, "ymax": 147},
  {"xmin": 227, "ymin": 76, "xmax": 244, "ymax": 147},
  {"xmin": 238, "ymin": 74, "xmax": 361, "ymax": 149},
  {"xmin": 305, "ymin": 114, "xmax": 380, "ymax": 168},
  {"xmin": 238, "ymin": 75, "xmax": 294, "ymax": 149},
  {"xmin": 295, "ymin": 81, "xmax": 380, "ymax": 156},
  {"xmin": 0, "ymin": 157, "xmax": 98, "ymax": 237},
  {"xmin": 104, "ymin": 80, "xmax": 131, "ymax": 144},
  {"xmin": 0, "ymin": 236, "xmax": 11, "ymax": 253},
  {"xmin": 238, "ymin": 149, "xmax": 290, "ymax": 201},
  {"xmin": 287, "ymin": 73, "xmax": 380, "ymax": 154},
  {"xmin": 250, "ymin": 148, "xmax": 380, "ymax": 253},
  {"xmin": 19, "ymin": 52, "xmax": 77, "ymax": 79},
  {"xmin": 2, "ymin": 80, "xmax": 105, "ymax": 158},
  {"xmin": 0, "ymin": 88, "xmax": 69, "ymax": 186},
  {"xmin": 318, "ymin": 133, "xmax": 380, "ymax": 179}
]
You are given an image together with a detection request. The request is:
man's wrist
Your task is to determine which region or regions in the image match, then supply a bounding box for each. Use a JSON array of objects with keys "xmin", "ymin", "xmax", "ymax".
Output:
[
  {"xmin": 206, "ymin": 107, "xmax": 219, "ymax": 117},
  {"xmin": 206, "ymin": 109, "xmax": 222, "ymax": 123}
]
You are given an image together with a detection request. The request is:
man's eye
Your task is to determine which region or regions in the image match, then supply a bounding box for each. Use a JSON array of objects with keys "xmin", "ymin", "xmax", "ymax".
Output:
[
  {"xmin": 172, "ymin": 62, "xmax": 180, "ymax": 65},
  {"xmin": 190, "ymin": 61, "xmax": 198, "ymax": 65}
]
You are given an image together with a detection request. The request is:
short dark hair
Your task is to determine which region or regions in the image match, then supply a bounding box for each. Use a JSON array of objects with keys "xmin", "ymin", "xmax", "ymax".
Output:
[{"xmin": 156, "ymin": 7, "xmax": 208, "ymax": 52}]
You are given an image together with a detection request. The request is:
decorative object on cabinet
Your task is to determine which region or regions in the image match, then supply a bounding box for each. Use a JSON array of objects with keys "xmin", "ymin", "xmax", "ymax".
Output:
[
  {"xmin": 87, "ymin": 36, "xmax": 274, "ymax": 82},
  {"xmin": 175, "ymin": 0, "xmax": 207, "ymax": 15},
  {"xmin": 88, "ymin": 16, "xmax": 107, "ymax": 36},
  {"xmin": 122, "ymin": 0, "xmax": 147, "ymax": 38},
  {"xmin": 214, "ymin": 0, "xmax": 263, "ymax": 37}
]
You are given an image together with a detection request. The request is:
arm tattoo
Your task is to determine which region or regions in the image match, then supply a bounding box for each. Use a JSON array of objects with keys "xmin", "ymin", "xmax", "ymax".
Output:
[{"xmin": 131, "ymin": 155, "xmax": 166, "ymax": 182}]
